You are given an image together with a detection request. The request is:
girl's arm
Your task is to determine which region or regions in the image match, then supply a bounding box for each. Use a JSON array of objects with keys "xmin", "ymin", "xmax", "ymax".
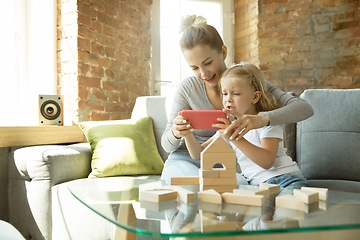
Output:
[
  {"xmin": 229, "ymin": 137, "xmax": 279, "ymax": 169},
  {"xmin": 183, "ymin": 133, "xmax": 214, "ymax": 160},
  {"xmin": 217, "ymin": 118, "xmax": 280, "ymax": 169}
]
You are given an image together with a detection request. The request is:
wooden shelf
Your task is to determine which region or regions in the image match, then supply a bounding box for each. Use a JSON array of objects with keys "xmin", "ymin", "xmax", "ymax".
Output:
[{"xmin": 0, "ymin": 126, "xmax": 86, "ymax": 147}]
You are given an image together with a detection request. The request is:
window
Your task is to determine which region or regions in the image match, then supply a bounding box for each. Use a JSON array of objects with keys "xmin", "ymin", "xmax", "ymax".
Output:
[
  {"xmin": 151, "ymin": 0, "xmax": 234, "ymax": 97},
  {"xmin": 0, "ymin": 0, "xmax": 57, "ymax": 126}
]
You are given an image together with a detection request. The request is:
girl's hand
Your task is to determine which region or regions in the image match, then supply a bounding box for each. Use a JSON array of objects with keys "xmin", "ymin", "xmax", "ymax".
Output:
[
  {"xmin": 171, "ymin": 112, "xmax": 193, "ymax": 139},
  {"xmin": 212, "ymin": 117, "xmax": 233, "ymax": 141},
  {"xmin": 223, "ymin": 109, "xmax": 270, "ymax": 140}
]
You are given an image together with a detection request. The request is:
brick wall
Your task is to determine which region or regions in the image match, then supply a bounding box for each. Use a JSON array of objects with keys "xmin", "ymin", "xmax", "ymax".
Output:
[
  {"xmin": 234, "ymin": 0, "xmax": 260, "ymax": 66},
  {"xmin": 234, "ymin": 0, "xmax": 360, "ymax": 95},
  {"xmin": 57, "ymin": 0, "xmax": 152, "ymax": 125}
]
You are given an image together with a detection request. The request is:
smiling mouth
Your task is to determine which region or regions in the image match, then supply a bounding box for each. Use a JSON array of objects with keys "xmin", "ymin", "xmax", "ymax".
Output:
[
  {"xmin": 202, "ymin": 75, "xmax": 215, "ymax": 82},
  {"xmin": 226, "ymin": 105, "xmax": 235, "ymax": 110}
]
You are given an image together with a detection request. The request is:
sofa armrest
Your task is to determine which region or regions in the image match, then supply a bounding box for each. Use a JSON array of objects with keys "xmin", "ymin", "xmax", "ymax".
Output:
[
  {"xmin": 8, "ymin": 143, "xmax": 92, "ymax": 239},
  {"xmin": 10, "ymin": 143, "xmax": 92, "ymax": 185},
  {"xmin": 44, "ymin": 143, "xmax": 92, "ymax": 184}
]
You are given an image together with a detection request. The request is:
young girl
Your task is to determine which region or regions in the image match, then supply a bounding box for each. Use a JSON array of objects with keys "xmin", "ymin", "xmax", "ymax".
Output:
[
  {"xmin": 160, "ymin": 15, "xmax": 313, "ymax": 185},
  {"xmin": 184, "ymin": 62, "xmax": 308, "ymax": 188}
]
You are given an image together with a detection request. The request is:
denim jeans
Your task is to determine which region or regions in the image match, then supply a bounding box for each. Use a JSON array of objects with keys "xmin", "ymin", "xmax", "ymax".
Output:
[{"xmin": 263, "ymin": 171, "xmax": 309, "ymax": 189}]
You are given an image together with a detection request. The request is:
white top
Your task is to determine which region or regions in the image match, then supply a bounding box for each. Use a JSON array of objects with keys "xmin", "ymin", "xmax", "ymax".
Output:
[{"xmin": 211, "ymin": 124, "xmax": 300, "ymax": 185}]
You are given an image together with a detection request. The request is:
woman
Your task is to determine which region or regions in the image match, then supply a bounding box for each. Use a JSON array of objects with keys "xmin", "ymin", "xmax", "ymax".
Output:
[{"xmin": 160, "ymin": 15, "xmax": 313, "ymax": 184}]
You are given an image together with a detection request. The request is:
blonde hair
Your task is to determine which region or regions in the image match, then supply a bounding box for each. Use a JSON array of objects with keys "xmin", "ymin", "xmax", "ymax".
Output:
[
  {"xmin": 179, "ymin": 15, "xmax": 224, "ymax": 52},
  {"xmin": 220, "ymin": 62, "xmax": 281, "ymax": 112}
]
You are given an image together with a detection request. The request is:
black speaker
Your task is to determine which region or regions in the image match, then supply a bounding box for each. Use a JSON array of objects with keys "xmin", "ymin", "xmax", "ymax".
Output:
[{"xmin": 38, "ymin": 95, "xmax": 63, "ymax": 125}]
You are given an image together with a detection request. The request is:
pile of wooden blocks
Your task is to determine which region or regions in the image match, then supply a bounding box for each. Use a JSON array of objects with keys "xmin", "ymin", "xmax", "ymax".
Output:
[
  {"xmin": 139, "ymin": 185, "xmax": 195, "ymax": 204},
  {"xmin": 275, "ymin": 187, "xmax": 328, "ymax": 213},
  {"xmin": 198, "ymin": 182, "xmax": 280, "ymax": 207},
  {"xmin": 140, "ymin": 136, "xmax": 329, "ymax": 213}
]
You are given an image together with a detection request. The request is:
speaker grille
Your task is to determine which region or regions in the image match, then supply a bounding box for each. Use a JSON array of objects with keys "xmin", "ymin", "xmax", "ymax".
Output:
[{"xmin": 40, "ymin": 99, "xmax": 61, "ymax": 120}]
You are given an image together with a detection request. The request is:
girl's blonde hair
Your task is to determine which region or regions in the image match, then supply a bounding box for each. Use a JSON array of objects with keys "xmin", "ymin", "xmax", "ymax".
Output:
[
  {"xmin": 179, "ymin": 15, "xmax": 224, "ymax": 52},
  {"xmin": 221, "ymin": 62, "xmax": 281, "ymax": 112}
]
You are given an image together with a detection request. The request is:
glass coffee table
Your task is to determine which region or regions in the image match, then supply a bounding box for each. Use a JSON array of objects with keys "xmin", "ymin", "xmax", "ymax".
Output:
[{"xmin": 68, "ymin": 176, "xmax": 360, "ymax": 239}]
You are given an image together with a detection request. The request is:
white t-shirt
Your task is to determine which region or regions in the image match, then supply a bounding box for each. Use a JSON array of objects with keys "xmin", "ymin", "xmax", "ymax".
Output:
[{"xmin": 211, "ymin": 124, "xmax": 299, "ymax": 185}]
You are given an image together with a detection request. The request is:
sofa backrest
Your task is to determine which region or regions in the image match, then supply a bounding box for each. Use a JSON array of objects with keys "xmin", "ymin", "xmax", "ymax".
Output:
[
  {"xmin": 296, "ymin": 89, "xmax": 360, "ymax": 182},
  {"xmin": 131, "ymin": 96, "xmax": 173, "ymax": 161}
]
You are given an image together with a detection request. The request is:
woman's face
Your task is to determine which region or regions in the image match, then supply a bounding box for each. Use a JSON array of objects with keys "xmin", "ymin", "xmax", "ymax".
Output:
[{"xmin": 182, "ymin": 44, "xmax": 227, "ymax": 88}]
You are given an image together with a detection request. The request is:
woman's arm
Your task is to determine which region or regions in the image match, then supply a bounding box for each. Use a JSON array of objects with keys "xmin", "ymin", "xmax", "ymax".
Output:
[
  {"xmin": 161, "ymin": 83, "xmax": 192, "ymax": 153},
  {"xmin": 261, "ymin": 81, "xmax": 314, "ymax": 125}
]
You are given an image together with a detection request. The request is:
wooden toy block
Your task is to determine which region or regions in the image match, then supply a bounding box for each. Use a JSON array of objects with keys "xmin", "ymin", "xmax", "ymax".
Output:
[
  {"xmin": 198, "ymin": 201, "xmax": 222, "ymax": 214},
  {"xmin": 217, "ymin": 169, "xmax": 237, "ymax": 178},
  {"xmin": 301, "ymin": 187, "xmax": 328, "ymax": 201},
  {"xmin": 170, "ymin": 176, "xmax": 199, "ymax": 185},
  {"xmin": 200, "ymin": 184, "xmax": 237, "ymax": 193},
  {"xmin": 222, "ymin": 192, "xmax": 265, "ymax": 206},
  {"xmin": 140, "ymin": 199, "xmax": 177, "ymax": 212},
  {"xmin": 202, "ymin": 136, "xmax": 234, "ymax": 153},
  {"xmin": 259, "ymin": 183, "xmax": 281, "ymax": 195},
  {"xmin": 221, "ymin": 203, "xmax": 249, "ymax": 215},
  {"xmin": 139, "ymin": 190, "xmax": 177, "ymax": 203},
  {"xmin": 276, "ymin": 194, "xmax": 319, "ymax": 213},
  {"xmin": 293, "ymin": 189, "xmax": 319, "ymax": 204},
  {"xmin": 160, "ymin": 185, "xmax": 195, "ymax": 203},
  {"xmin": 201, "ymin": 152, "xmax": 236, "ymax": 171},
  {"xmin": 319, "ymin": 200, "xmax": 327, "ymax": 210},
  {"xmin": 175, "ymin": 187, "xmax": 195, "ymax": 203},
  {"xmin": 245, "ymin": 206, "xmax": 264, "ymax": 216},
  {"xmin": 198, "ymin": 211, "xmax": 240, "ymax": 233},
  {"xmin": 198, "ymin": 189, "xmax": 222, "ymax": 204},
  {"xmin": 199, "ymin": 169, "xmax": 219, "ymax": 178},
  {"xmin": 200, "ymin": 177, "xmax": 237, "ymax": 186},
  {"xmin": 233, "ymin": 188, "xmax": 270, "ymax": 198},
  {"xmin": 199, "ymin": 169, "xmax": 237, "ymax": 178}
]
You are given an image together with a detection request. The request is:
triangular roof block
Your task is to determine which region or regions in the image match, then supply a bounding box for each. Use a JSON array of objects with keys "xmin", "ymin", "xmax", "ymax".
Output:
[{"xmin": 202, "ymin": 136, "xmax": 234, "ymax": 153}]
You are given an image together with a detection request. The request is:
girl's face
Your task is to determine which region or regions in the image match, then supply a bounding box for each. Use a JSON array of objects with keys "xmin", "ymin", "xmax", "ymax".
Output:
[
  {"xmin": 221, "ymin": 76, "xmax": 260, "ymax": 115},
  {"xmin": 182, "ymin": 44, "xmax": 227, "ymax": 88}
]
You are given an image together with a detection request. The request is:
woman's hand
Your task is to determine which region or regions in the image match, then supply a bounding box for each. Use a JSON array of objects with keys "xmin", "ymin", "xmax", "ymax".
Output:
[
  {"xmin": 223, "ymin": 109, "xmax": 270, "ymax": 140},
  {"xmin": 171, "ymin": 112, "xmax": 193, "ymax": 139}
]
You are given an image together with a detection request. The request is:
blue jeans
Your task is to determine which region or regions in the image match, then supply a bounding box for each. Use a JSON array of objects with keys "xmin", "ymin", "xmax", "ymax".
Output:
[
  {"xmin": 161, "ymin": 151, "xmax": 248, "ymax": 186},
  {"xmin": 263, "ymin": 171, "xmax": 309, "ymax": 189}
]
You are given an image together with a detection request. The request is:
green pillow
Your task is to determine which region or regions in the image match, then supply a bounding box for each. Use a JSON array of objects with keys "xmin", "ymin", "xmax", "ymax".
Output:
[{"xmin": 78, "ymin": 116, "xmax": 164, "ymax": 178}]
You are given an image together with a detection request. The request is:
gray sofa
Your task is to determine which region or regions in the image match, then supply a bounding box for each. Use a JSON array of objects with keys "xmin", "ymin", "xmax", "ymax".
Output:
[{"xmin": 5, "ymin": 89, "xmax": 360, "ymax": 240}]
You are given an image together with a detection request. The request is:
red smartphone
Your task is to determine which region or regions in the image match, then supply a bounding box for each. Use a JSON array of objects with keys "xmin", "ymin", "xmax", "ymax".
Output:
[{"xmin": 181, "ymin": 110, "xmax": 227, "ymax": 130}]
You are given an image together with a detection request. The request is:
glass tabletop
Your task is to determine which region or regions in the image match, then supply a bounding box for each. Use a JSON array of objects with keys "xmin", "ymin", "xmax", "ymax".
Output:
[{"xmin": 67, "ymin": 176, "xmax": 360, "ymax": 238}]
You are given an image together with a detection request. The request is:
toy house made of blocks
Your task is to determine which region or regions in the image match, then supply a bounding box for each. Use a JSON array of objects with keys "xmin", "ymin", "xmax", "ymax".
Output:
[{"xmin": 199, "ymin": 136, "xmax": 237, "ymax": 193}]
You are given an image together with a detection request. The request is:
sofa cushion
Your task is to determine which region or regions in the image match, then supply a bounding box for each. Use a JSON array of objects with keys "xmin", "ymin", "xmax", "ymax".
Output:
[
  {"xmin": 79, "ymin": 116, "xmax": 164, "ymax": 178},
  {"xmin": 297, "ymin": 89, "xmax": 360, "ymax": 184}
]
